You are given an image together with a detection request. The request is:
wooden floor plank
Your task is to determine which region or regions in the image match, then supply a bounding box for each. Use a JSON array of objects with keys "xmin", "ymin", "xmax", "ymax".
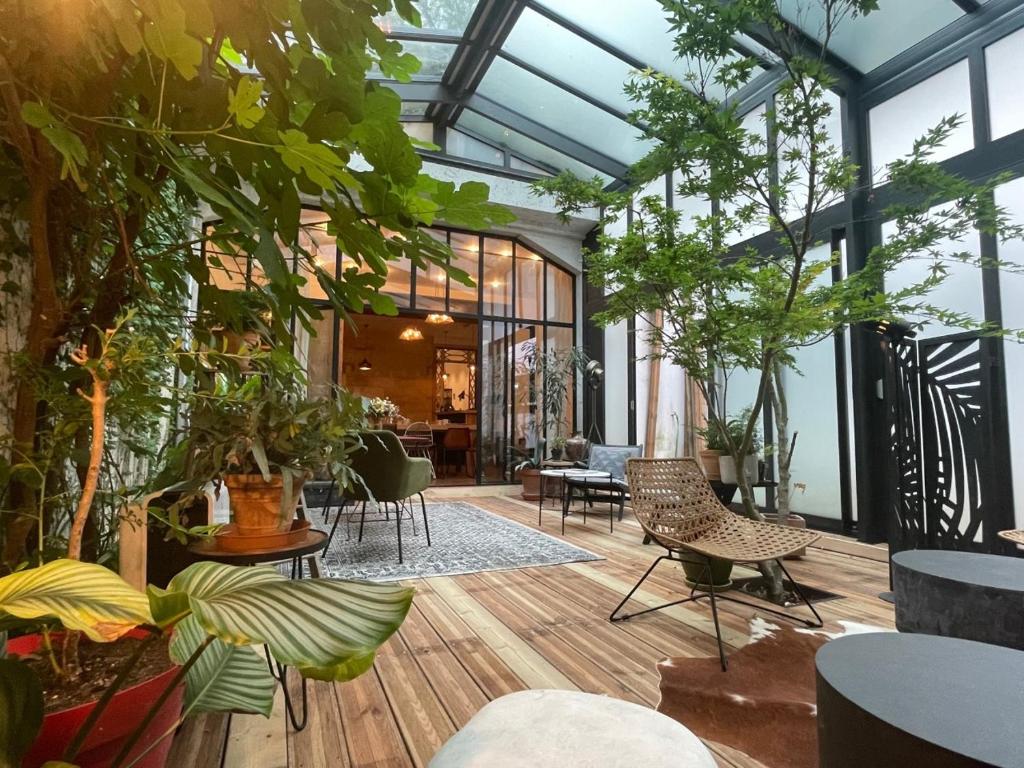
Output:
[{"xmin": 177, "ymin": 494, "xmax": 896, "ymax": 768}]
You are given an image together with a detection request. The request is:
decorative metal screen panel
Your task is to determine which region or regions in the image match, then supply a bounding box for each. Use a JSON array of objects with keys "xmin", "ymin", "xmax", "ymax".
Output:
[
  {"xmin": 884, "ymin": 337, "xmax": 923, "ymax": 554},
  {"xmin": 918, "ymin": 334, "xmax": 1012, "ymax": 552},
  {"xmin": 883, "ymin": 332, "xmax": 1014, "ymax": 555}
]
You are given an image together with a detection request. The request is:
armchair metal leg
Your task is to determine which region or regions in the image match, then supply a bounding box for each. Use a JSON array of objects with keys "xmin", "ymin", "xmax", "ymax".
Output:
[
  {"xmin": 417, "ymin": 492, "xmax": 430, "ymax": 546},
  {"xmin": 357, "ymin": 501, "xmax": 367, "ymax": 542},
  {"xmin": 325, "ymin": 499, "xmax": 346, "ymax": 551},
  {"xmin": 609, "ymin": 555, "xmax": 673, "ymax": 622},
  {"xmin": 396, "ymin": 506, "xmax": 403, "ymax": 564}
]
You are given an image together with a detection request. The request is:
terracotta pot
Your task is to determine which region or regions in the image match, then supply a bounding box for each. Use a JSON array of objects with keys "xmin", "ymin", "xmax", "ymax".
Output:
[
  {"xmin": 782, "ymin": 513, "xmax": 808, "ymax": 559},
  {"xmin": 519, "ymin": 467, "xmax": 542, "ymax": 500},
  {"xmin": 699, "ymin": 449, "xmax": 723, "ymax": 481},
  {"xmin": 222, "ymin": 473, "xmax": 301, "ymax": 534},
  {"xmin": 8, "ymin": 630, "xmax": 183, "ymax": 768},
  {"xmin": 681, "ymin": 556, "xmax": 734, "ymax": 591}
]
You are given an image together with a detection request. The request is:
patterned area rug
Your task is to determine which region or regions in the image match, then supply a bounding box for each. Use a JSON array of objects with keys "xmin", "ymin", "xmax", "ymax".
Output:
[{"xmin": 319, "ymin": 500, "xmax": 603, "ymax": 581}]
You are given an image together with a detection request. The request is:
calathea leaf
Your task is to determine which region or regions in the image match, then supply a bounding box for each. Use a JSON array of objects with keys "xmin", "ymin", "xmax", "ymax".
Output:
[
  {"xmin": 169, "ymin": 616, "xmax": 276, "ymax": 716},
  {"xmin": 0, "ymin": 560, "xmax": 152, "ymax": 642},
  {"xmin": 149, "ymin": 562, "xmax": 413, "ymax": 681},
  {"xmin": 0, "ymin": 659, "xmax": 43, "ymax": 768}
]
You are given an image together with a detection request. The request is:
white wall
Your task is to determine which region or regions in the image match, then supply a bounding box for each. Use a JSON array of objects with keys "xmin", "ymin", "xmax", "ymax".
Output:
[
  {"xmin": 995, "ymin": 177, "xmax": 1024, "ymax": 528},
  {"xmin": 603, "ymin": 319, "xmax": 630, "ymax": 444}
]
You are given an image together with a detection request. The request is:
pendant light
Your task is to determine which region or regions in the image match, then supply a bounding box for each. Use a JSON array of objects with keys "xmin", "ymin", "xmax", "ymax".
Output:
[
  {"xmin": 399, "ymin": 326, "xmax": 424, "ymax": 341},
  {"xmin": 358, "ymin": 357, "xmax": 372, "ymax": 371},
  {"xmin": 426, "ymin": 312, "xmax": 454, "ymax": 325}
]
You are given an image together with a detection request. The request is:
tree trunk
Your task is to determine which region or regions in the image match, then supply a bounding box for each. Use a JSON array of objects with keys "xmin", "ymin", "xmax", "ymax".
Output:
[{"xmin": 769, "ymin": 360, "xmax": 796, "ymax": 525}]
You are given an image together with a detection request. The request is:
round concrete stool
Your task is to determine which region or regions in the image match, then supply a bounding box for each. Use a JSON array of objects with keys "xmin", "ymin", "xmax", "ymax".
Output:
[
  {"xmin": 428, "ymin": 690, "xmax": 716, "ymax": 768},
  {"xmin": 816, "ymin": 632, "xmax": 1024, "ymax": 767},
  {"xmin": 892, "ymin": 549, "xmax": 1024, "ymax": 650}
]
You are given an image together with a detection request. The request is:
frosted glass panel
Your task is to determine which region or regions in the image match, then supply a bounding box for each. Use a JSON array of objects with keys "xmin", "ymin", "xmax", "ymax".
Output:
[
  {"xmin": 869, "ymin": 60, "xmax": 973, "ymax": 185},
  {"xmin": 377, "ymin": 0, "xmax": 479, "ymax": 35},
  {"xmin": 447, "ymin": 128, "xmax": 503, "ymax": 165},
  {"xmin": 457, "ymin": 110, "xmax": 612, "ymax": 183},
  {"xmin": 533, "ymin": 0, "xmax": 746, "ymax": 101},
  {"xmin": 671, "ymin": 168, "xmax": 712, "ymax": 234},
  {"xmin": 882, "ymin": 211, "xmax": 984, "ymax": 337},
  {"xmin": 371, "ymin": 41, "xmax": 456, "ymax": 79},
  {"xmin": 477, "ymin": 58, "xmax": 652, "ymax": 164},
  {"xmin": 985, "ymin": 27, "xmax": 1024, "ymax": 141},
  {"xmin": 775, "ymin": 0, "xmax": 963, "ymax": 72},
  {"xmin": 724, "ymin": 104, "xmax": 768, "ymax": 245},
  {"xmin": 502, "ymin": 8, "xmax": 640, "ymax": 115},
  {"xmin": 994, "ymin": 177, "xmax": 1024, "ymax": 527},
  {"xmin": 780, "ymin": 89, "xmax": 844, "ymax": 222},
  {"xmin": 783, "ymin": 246, "xmax": 842, "ymax": 519},
  {"xmin": 604, "ymin": 319, "xmax": 630, "ymax": 444}
]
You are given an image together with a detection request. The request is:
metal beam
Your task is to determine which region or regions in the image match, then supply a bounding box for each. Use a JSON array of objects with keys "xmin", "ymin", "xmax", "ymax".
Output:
[
  {"xmin": 385, "ymin": 29, "xmax": 463, "ymax": 45},
  {"xmin": 952, "ymin": 0, "xmax": 984, "ymax": 12},
  {"xmin": 433, "ymin": 0, "xmax": 527, "ymax": 126},
  {"xmin": 464, "ymin": 96, "xmax": 630, "ymax": 179},
  {"xmin": 375, "ymin": 80, "xmax": 455, "ymax": 103},
  {"xmin": 860, "ymin": 0, "xmax": 1024, "ymax": 107}
]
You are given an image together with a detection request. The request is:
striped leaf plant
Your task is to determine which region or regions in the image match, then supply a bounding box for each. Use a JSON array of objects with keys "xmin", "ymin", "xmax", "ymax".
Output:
[{"xmin": 0, "ymin": 558, "xmax": 413, "ymax": 768}]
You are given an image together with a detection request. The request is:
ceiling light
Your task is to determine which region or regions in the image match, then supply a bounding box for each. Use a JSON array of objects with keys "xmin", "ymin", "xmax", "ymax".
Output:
[
  {"xmin": 399, "ymin": 326, "xmax": 424, "ymax": 341},
  {"xmin": 434, "ymin": 273, "xmax": 445, "ymax": 282},
  {"xmin": 358, "ymin": 357, "xmax": 372, "ymax": 371},
  {"xmin": 426, "ymin": 313, "xmax": 454, "ymax": 325}
]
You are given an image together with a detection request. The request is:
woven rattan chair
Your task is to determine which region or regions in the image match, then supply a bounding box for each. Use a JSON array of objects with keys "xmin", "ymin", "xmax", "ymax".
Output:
[
  {"xmin": 998, "ymin": 529, "xmax": 1024, "ymax": 547},
  {"xmin": 610, "ymin": 457, "xmax": 823, "ymax": 670}
]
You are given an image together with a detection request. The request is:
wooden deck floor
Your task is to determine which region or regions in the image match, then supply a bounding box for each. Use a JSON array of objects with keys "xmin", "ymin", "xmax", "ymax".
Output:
[{"xmin": 170, "ymin": 494, "xmax": 894, "ymax": 768}]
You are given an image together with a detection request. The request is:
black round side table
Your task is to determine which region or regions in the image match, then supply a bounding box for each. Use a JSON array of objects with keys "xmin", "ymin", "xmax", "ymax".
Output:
[
  {"xmin": 892, "ymin": 549, "xmax": 1024, "ymax": 650},
  {"xmin": 816, "ymin": 632, "xmax": 1024, "ymax": 767},
  {"xmin": 188, "ymin": 529, "xmax": 329, "ymax": 730}
]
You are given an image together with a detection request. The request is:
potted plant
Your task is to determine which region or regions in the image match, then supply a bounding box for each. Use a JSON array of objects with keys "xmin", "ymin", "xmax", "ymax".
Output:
[
  {"xmin": 515, "ymin": 440, "xmax": 546, "ymax": 500},
  {"xmin": 366, "ymin": 396, "xmax": 400, "ymax": 429},
  {"xmin": 717, "ymin": 409, "xmax": 761, "ymax": 485},
  {"xmin": 696, "ymin": 423, "xmax": 726, "ymax": 481},
  {"xmin": 0, "ymin": 324, "xmax": 410, "ymax": 768},
  {"xmin": 549, "ymin": 435, "xmax": 568, "ymax": 462},
  {"xmin": 179, "ymin": 377, "xmax": 363, "ymax": 546}
]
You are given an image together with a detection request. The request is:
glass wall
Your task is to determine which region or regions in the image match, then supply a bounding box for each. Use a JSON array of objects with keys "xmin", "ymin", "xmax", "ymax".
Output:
[{"xmin": 203, "ymin": 217, "xmax": 576, "ymax": 485}]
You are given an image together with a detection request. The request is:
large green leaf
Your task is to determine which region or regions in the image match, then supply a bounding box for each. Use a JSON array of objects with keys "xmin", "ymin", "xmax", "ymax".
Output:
[
  {"xmin": 0, "ymin": 560, "xmax": 152, "ymax": 642},
  {"xmin": 0, "ymin": 659, "xmax": 43, "ymax": 768},
  {"xmin": 169, "ymin": 616, "xmax": 276, "ymax": 716},
  {"xmin": 149, "ymin": 562, "xmax": 413, "ymax": 681}
]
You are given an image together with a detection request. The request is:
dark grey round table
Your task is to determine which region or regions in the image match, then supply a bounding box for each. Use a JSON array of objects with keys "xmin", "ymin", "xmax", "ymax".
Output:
[
  {"xmin": 816, "ymin": 633, "xmax": 1024, "ymax": 767},
  {"xmin": 892, "ymin": 549, "xmax": 1024, "ymax": 650}
]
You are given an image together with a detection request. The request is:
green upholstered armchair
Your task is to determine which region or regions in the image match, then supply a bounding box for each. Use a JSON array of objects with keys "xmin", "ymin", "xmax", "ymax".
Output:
[{"xmin": 344, "ymin": 430, "xmax": 432, "ymax": 563}]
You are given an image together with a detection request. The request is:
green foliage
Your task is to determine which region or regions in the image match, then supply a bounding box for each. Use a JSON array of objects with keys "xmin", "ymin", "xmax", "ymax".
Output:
[
  {"xmin": 0, "ymin": 0, "xmax": 515, "ymax": 565},
  {"xmin": 0, "ymin": 558, "xmax": 414, "ymax": 764},
  {"xmin": 0, "ymin": 658, "xmax": 42, "ymax": 768},
  {"xmin": 535, "ymin": 0, "xmax": 1022, "ymax": 522}
]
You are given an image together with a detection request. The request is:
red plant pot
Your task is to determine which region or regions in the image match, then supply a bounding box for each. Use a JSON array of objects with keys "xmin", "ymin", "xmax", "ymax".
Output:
[{"xmin": 7, "ymin": 630, "xmax": 184, "ymax": 768}]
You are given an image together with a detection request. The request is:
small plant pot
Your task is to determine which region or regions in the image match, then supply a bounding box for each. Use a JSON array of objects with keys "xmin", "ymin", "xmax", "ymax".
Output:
[
  {"xmin": 699, "ymin": 449, "xmax": 723, "ymax": 480},
  {"xmin": 718, "ymin": 455, "xmax": 758, "ymax": 485},
  {"xmin": 681, "ymin": 556, "xmax": 734, "ymax": 591},
  {"xmin": 8, "ymin": 630, "xmax": 184, "ymax": 768},
  {"xmin": 222, "ymin": 473, "xmax": 300, "ymax": 535},
  {"xmin": 519, "ymin": 467, "xmax": 542, "ymax": 500}
]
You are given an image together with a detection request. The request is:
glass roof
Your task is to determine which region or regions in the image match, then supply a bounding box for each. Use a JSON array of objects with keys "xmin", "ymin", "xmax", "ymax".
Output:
[
  {"xmin": 377, "ymin": 0, "xmax": 479, "ymax": 35},
  {"xmin": 373, "ymin": 0, "xmax": 986, "ymax": 186}
]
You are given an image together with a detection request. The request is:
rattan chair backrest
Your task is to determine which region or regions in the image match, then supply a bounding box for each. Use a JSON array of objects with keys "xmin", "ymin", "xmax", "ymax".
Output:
[{"xmin": 626, "ymin": 457, "xmax": 729, "ymax": 547}]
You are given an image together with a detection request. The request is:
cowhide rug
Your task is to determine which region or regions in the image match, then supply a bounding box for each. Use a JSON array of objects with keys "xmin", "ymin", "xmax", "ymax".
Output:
[{"xmin": 657, "ymin": 619, "xmax": 891, "ymax": 768}]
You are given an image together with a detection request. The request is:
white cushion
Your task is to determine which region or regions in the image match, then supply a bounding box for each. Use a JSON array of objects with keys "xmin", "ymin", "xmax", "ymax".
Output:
[{"xmin": 429, "ymin": 690, "xmax": 716, "ymax": 768}]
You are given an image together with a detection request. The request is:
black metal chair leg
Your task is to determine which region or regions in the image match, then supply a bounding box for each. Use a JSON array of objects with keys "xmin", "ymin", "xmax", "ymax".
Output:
[
  {"xmin": 704, "ymin": 558, "xmax": 729, "ymax": 671},
  {"xmin": 609, "ymin": 555, "xmax": 670, "ymax": 621},
  {"xmin": 418, "ymin": 492, "xmax": 430, "ymax": 546},
  {"xmin": 358, "ymin": 501, "xmax": 367, "ymax": 542},
  {"xmin": 396, "ymin": 506, "xmax": 403, "ymax": 564},
  {"xmin": 325, "ymin": 499, "xmax": 345, "ymax": 551}
]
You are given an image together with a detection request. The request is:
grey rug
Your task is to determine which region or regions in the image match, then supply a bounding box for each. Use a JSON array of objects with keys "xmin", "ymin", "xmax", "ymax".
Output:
[{"xmin": 318, "ymin": 500, "xmax": 603, "ymax": 582}]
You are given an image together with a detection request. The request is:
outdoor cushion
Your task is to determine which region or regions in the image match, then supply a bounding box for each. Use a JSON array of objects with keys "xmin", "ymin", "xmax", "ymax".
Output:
[
  {"xmin": 429, "ymin": 690, "xmax": 715, "ymax": 768},
  {"xmin": 587, "ymin": 444, "xmax": 642, "ymax": 482}
]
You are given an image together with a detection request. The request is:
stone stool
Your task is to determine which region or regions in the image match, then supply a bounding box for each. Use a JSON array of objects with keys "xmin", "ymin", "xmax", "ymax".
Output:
[
  {"xmin": 892, "ymin": 549, "xmax": 1024, "ymax": 650},
  {"xmin": 428, "ymin": 690, "xmax": 716, "ymax": 768}
]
